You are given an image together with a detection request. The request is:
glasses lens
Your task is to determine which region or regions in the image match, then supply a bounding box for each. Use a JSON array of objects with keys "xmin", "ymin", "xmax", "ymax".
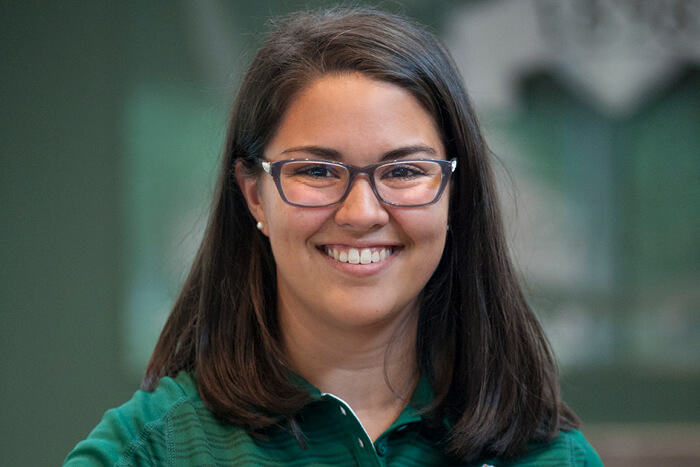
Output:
[
  {"xmin": 374, "ymin": 161, "xmax": 444, "ymax": 206},
  {"xmin": 279, "ymin": 161, "xmax": 349, "ymax": 206}
]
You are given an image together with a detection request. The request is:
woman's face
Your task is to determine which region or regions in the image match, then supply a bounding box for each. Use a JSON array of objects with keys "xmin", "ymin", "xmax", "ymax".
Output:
[{"xmin": 240, "ymin": 73, "xmax": 450, "ymax": 334}]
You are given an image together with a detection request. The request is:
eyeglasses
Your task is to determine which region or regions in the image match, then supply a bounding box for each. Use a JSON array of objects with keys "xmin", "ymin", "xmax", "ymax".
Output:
[{"xmin": 260, "ymin": 158, "xmax": 457, "ymax": 208}]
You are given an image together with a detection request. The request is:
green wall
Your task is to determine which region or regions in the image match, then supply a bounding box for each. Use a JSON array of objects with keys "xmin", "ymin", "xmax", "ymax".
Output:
[{"xmin": 1, "ymin": 2, "xmax": 133, "ymax": 465}]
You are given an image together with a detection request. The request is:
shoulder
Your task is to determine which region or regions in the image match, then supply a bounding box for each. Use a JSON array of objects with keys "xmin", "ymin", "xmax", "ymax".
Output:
[
  {"xmin": 493, "ymin": 429, "xmax": 603, "ymax": 467},
  {"xmin": 63, "ymin": 372, "xmax": 218, "ymax": 466}
]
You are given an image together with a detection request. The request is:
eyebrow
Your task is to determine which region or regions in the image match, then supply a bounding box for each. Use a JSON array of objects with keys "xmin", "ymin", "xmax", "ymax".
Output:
[
  {"xmin": 381, "ymin": 145, "xmax": 437, "ymax": 161},
  {"xmin": 280, "ymin": 145, "xmax": 437, "ymax": 162},
  {"xmin": 281, "ymin": 146, "xmax": 342, "ymax": 160}
]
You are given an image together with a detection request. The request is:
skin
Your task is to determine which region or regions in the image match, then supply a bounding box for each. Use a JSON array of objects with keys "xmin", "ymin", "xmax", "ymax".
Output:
[{"xmin": 238, "ymin": 73, "xmax": 449, "ymax": 440}]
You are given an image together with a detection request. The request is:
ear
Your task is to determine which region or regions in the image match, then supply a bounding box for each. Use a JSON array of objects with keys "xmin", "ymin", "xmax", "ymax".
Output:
[{"xmin": 235, "ymin": 160, "xmax": 267, "ymax": 235}]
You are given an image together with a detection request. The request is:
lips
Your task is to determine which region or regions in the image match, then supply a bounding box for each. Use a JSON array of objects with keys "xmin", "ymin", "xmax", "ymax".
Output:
[{"xmin": 323, "ymin": 246, "xmax": 394, "ymax": 264}]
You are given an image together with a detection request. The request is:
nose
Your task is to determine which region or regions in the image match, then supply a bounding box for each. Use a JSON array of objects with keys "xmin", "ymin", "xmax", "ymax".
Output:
[{"xmin": 334, "ymin": 176, "xmax": 389, "ymax": 231}]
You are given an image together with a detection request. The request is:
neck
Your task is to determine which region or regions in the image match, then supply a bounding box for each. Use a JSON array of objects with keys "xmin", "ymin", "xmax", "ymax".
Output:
[{"xmin": 280, "ymin": 302, "xmax": 419, "ymax": 440}]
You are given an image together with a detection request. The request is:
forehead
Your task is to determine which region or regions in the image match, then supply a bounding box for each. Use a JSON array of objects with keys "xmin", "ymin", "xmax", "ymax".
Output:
[{"xmin": 264, "ymin": 73, "xmax": 445, "ymax": 163}]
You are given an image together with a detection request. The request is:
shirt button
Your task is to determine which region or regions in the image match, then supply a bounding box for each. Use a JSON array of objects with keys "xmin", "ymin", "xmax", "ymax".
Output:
[{"xmin": 376, "ymin": 442, "xmax": 388, "ymax": 456}]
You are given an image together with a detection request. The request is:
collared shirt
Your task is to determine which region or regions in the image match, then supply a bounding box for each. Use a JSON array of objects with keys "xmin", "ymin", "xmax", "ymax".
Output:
[{"xmin": 64, "ymin": 372, "xmax": 603, "ymax": 466}]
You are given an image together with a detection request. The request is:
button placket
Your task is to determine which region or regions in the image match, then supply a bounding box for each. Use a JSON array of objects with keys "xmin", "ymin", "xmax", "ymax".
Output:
[{"xmin": 322, "ymin": 393, "xmax": 381, "ymax": 465}]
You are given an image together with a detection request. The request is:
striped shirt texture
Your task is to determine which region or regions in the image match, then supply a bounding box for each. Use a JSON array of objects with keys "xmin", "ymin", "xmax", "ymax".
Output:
[{"xmin": 64, "ymin": 372, "xmax": 603, "ymax": 466}]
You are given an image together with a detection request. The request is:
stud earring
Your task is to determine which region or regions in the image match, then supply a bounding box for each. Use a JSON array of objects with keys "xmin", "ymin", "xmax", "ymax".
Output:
[{"xmin": 256, "ymin": 221, "xmax": 264, "ymax": 231}]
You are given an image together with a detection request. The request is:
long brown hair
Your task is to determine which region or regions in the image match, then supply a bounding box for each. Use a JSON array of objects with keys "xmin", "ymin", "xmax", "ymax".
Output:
[{"xmin": 143, "ymin": 7, "xmax": 579, "ymax": 461}]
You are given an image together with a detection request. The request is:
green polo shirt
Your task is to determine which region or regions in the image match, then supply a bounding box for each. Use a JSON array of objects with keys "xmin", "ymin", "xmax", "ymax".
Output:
[{"xmin": 64, "ymin": 372, "xmax": 602, "ymax": 466}]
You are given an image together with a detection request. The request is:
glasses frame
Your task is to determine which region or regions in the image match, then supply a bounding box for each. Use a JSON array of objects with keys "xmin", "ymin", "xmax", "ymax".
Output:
[{"xmin": 260, "ymin": 157, "xmax": 457, "ymax": 208}]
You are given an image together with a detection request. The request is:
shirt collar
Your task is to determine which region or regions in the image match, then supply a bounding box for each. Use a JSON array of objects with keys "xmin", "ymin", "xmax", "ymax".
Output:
[{"xmin": 288, "ymin": 370, "xmax": 441, "ymax": 428}]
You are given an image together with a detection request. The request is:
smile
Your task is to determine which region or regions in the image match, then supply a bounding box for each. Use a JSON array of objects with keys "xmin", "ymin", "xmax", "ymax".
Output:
[{"xmin": 323, "ymin": 246, "xmax": 394, "ymax": 264}]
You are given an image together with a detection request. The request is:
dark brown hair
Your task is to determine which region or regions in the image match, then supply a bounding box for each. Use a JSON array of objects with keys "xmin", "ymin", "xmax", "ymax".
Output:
[{"xmin": 143, "ymin": 6, "xmax": 579, "ymax": 461}]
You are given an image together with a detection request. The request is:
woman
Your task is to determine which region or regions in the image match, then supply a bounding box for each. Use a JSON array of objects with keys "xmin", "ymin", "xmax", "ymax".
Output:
[{"xmin": 65, "ymin": 7, "xmax": 602, "ymax": 466}]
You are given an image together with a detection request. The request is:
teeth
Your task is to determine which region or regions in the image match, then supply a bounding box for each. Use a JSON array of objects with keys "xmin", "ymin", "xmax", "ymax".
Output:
[
  {"xmin": 360, "ymin": 249, "xmax": 372, "ymax": 264},
  {"xmin": 325, "ymin": 247, "xmax": 393, "ymax": 264}
]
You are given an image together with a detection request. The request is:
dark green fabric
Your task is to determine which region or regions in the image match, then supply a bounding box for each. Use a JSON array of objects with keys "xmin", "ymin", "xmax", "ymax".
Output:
[{"xmin": 64, "ymin": 372, "xmax": 603, "ymax": 466}]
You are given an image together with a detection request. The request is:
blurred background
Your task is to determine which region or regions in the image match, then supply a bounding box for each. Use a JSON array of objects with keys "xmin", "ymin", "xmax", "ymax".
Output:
[{"xmin": 1, "ymin": 0, "xmax": 698, "ymax": 465}]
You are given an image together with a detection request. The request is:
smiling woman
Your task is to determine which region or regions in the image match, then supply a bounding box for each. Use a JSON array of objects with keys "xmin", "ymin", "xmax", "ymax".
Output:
[
  {"xmin": 240, "ymin": 74, "xmax": 451, "ymax": 347},
  {"xmin": 65, "ymin": 6, "xmax": 602, "ymax": 466}
]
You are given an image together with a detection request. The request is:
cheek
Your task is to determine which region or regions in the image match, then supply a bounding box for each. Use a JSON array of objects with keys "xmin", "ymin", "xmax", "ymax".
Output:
[
  {"xmin": 266, "ymin": 204, "xmax": 331, "ymax": 253},
  {"xmin": 394, "ymin": 205, "xmax": 449, "ymax": 252},
  {"xmin": 401, "ymin": 196, "xmax": 448, "ymax": 233}
]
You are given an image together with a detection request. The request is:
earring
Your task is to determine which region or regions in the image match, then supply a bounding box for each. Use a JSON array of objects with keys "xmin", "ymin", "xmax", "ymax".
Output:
[{"xmin": 256, "ymin": 221, "xmax": 264, "ymax": 231}]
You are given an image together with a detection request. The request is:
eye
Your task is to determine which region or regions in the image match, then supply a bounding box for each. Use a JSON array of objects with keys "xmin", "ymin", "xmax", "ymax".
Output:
[
  {"xmin": 381, "ymin": 163, "xmax": 428, "ymax": 179},
  {"xmin": 291, "ymin": 163, "xmax": 340, "ymax": 178}
]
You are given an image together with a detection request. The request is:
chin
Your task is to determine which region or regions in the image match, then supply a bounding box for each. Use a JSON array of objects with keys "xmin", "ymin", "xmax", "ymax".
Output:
[{"xmin": 326, "ymin": 298, "xmax": 418, "ymax": 329}]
